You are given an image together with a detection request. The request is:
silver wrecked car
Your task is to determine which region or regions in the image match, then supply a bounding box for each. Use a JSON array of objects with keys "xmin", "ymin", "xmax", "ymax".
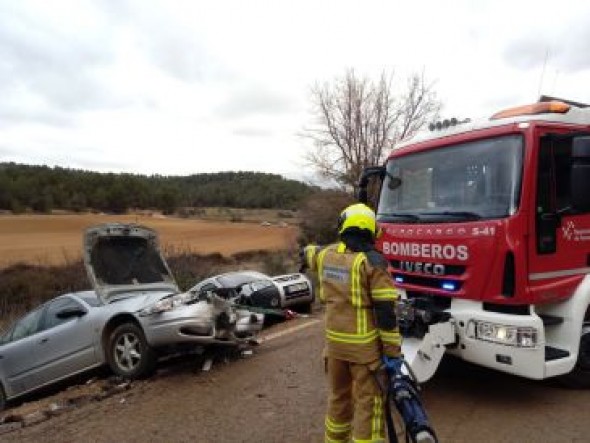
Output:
[
  {"xmin": 0, "ymin": 223, "xmax": 263, "ymax": 409},
  {"xmin": 189, "ymin": 270, "xmax": 314, "ymax": 313}
]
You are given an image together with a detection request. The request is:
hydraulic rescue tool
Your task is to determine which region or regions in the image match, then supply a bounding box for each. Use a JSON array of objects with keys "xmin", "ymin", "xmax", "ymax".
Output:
[{"xmin": 381, "ymin": 356, "xmax": 438, "ymax": 443}]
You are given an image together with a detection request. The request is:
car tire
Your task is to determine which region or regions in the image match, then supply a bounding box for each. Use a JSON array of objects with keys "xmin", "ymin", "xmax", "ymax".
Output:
[
  {"xmin": 268, "ymin": 294, "xmax": 281, "ymax": 309},
  {"xmin": 299, "ymin": 302, "xmax": 313, "ymax": 314},
  {"xmin": 559, "ymin": 322, "xmax": 590, "ymax": 388},
  {"xmin": 107, "ymin": 323, "xmax": 156, "ymax": 379},
  {"xmin": 0, "ymin": 383, "xmax": 6, "ymax": 411}
]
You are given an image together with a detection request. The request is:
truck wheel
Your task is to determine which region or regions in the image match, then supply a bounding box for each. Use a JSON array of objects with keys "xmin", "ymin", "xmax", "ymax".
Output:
[
  {"xmin": 559, "ymin": 322, "xmax": 590, "ymax": 388},
  {"xmin": 107, "ymin": 323, "xmax": 156, "ymax": 379}
]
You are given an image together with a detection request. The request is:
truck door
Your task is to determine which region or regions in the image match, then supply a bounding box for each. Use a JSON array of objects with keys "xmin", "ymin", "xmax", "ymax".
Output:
[{"xmin": 529, "ymin": 132, "xmax": 590, "ymax": 300}]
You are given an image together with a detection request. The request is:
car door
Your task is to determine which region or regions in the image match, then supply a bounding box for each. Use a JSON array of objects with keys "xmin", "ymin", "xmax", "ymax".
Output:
[
  {"xmin": 0, "ymin": 307, "xmax": 45, "ymax": 397},
  {"xmin": 33, "ymin": 296, "xmax": 99, "ymax": 387}
]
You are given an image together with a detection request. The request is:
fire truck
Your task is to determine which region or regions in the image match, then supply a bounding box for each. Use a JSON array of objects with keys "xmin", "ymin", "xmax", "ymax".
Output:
[{"xmin": 358, "ymin": 97, "xmax": 590, "ymax": 387}]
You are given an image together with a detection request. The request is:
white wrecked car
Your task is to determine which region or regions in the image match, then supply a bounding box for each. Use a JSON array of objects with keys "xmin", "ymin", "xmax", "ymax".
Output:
[{"xmin": 0, "ymin": 223, "xmax": 263, "ymax": 408}]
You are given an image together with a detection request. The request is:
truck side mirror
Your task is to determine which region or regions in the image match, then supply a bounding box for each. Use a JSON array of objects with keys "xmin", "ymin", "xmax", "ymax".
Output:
[
  {"xmin": 571, "ymin": 137, "xmax": 590, "ymax": 212},
  {"xmin": 357, "ymin": 166, "xmax": 385, "ymax": 204}
]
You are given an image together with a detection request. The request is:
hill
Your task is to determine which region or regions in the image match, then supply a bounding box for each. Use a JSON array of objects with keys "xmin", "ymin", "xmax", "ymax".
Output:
[{"xmin": 0, "ymin": 163, "xmax": 316, "ymax": 214}]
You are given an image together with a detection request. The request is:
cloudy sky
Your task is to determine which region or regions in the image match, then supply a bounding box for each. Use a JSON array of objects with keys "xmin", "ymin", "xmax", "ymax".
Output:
[{"xmin": 1, "ymin": 0, "xmax": 589, "ymax": 180}]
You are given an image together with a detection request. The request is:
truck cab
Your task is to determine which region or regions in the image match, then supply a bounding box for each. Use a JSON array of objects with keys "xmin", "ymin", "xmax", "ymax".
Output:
[{"xmin": 361, "ymin": 99, "xmax": 590, "ymax": 386}]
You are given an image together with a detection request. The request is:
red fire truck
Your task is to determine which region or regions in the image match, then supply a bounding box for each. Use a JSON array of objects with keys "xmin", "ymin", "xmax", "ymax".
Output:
[{"xmin": 359, "ymin": 97, "xmax": 590, "ymax": 387}]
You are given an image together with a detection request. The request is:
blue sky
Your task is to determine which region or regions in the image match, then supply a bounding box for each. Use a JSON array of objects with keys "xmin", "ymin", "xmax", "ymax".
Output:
[{"xmin": 1, "ymin": 0, "xmax": 589, "ymax": 181}]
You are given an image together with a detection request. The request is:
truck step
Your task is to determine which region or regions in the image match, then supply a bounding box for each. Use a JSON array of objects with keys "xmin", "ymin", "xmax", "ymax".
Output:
[
  {"xmin": 545, "ymin": 346, "xmax": 570, "ymax": 361},
  {"xmin": 538, "ymin": 314, "xmax": 564, "ymax": 326}
]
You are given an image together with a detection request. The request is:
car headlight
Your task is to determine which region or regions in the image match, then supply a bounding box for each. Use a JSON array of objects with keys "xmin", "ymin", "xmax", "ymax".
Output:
[
  {"xmin": 138, "ymin": 293, "xmax": 194, "ymax": 316},
  {"xmin": 466, "ymin": 320, "xmax": 538, "ymax": 348}
]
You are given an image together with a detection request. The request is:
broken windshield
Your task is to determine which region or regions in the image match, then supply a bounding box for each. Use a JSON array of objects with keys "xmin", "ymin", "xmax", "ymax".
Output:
[{"xmin": 378, "ymin": 135, "xmax": 523, "ymax": 222}]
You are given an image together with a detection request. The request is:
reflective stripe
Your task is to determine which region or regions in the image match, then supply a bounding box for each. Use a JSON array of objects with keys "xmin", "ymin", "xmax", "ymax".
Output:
[
  {"xmin": 317, "ymin": 248, "xmax": 329, "ymax": 302},
  {"xmin": 352, "ymin": 439, "xmax": 385, "ymax": 443},
  {"xmin": 305, "ymin": 245, "xmax": 317, "ymax": 269},
  {"xmin": 326, "ymin": 329, "xmax": 378, "ymax": 344},
  {"xmin": 325, "ymin": 416, "xmax": 351, "ymax": 443},
  {"xmin": 351, "ymin": 253, "xmax": 367, "ymax": 334},
  {"xmin": 371, "ymin": 395, "xmax": 384, "ymax": 441},
  {"xmin": 379, "ymin": 330, "xmax": 402, "ymax": 344},
  {"xmin": 371, "ymin": 288, "xmax": 397, "ymax": 300},
  {"xmin": 325, "ymin": 416, "xmax": 352, "ymax": 433}
]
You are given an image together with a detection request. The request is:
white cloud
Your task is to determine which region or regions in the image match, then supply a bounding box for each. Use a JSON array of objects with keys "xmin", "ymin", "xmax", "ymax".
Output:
[{"xmin": 1, "ymin": 0, "xmax": 589, "ymax": 179}]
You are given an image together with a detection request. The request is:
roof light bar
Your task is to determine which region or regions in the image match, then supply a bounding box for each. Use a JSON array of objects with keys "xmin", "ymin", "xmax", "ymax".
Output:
[{"xmin": 491, "ymin": 101, "xmax": 570, "ymax": 120}]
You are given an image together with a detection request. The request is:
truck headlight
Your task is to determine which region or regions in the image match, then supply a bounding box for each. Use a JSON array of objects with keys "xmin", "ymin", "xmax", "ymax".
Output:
[{"xmin": 466, "ymin": 320, "xmax": 538, "ymax": 348}]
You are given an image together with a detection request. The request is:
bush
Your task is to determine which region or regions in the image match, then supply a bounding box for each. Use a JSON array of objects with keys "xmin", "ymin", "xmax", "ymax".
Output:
[{"xmin": 0, "ymin": 261, "xmax": 87, "ymax": 332}]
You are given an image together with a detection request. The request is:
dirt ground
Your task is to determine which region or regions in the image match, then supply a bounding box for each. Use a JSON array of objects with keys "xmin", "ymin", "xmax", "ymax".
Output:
[
  {"xmin": 3, "ymin": 315, "xmax": 590, "ymax": 443},
  {"xmin": 0, "ymin": 214, "xmax": 298, "ymax": 268}
]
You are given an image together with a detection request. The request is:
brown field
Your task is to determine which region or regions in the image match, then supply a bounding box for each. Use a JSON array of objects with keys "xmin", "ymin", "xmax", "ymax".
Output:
[{"xmin": 0, "ymin": 214, "xmax": 299, "ymax": 269}]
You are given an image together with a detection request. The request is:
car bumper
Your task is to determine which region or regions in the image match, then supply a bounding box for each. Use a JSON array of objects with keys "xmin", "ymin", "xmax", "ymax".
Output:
[{"xmin": 281, "ymin": 290, "xmax": 314, "ymax": 308}]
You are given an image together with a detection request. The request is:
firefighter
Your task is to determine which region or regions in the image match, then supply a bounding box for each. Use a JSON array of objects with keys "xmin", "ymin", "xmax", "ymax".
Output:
[{"xmin": 303, "ymin": 203, "xmax": 402, "ymax": 443}]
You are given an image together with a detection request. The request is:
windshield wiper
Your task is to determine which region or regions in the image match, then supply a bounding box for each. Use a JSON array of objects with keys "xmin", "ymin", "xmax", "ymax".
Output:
[
  {"xmin": 377, "ymin": 213, "xmax": 421, "ymax": 223},
  {"xmin": 419, "ymin": 211, "xmax": 482, "ymax": 221}
]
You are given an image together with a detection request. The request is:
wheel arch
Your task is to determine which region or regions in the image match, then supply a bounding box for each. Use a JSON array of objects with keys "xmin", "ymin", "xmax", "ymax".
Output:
[{"xmin": 101, "ymin": 314, "xmax": 143, "ymax": 360}]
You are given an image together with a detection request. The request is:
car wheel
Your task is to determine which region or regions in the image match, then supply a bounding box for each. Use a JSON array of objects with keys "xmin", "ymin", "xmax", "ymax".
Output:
[
  {"xmin": 268, "ymin": 294, "xmax": 281, "ymax": 309},
  {"xmin": 299, "ymin": 302, "xmax": 313, "ymax": 314},
  {"xmin": 559, "ymin": 322, "xmax": 590, "ymax": 388},
  {"xmin": 107, "ymin": 323, "xmax": 156, "ymax": 379},
  {"xmin": 0, "ymin": 384, "xmax": 6, "ymax": 411}
]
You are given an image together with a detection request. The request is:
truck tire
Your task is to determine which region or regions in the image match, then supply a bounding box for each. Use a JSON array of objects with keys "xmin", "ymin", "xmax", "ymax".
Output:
[
  {"xmin": 559, "ymin": 322, "xmax": 590, "ymax": 388},
  {"xmin": 107, "ymin": 323, "xmax": 156, "ymax": 379}
]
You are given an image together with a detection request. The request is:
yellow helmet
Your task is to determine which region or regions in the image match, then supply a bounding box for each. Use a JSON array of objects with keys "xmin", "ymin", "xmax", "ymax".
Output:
[{"xmin": 338, "ymin": 203, "xmax": 378, "ymax": 237}]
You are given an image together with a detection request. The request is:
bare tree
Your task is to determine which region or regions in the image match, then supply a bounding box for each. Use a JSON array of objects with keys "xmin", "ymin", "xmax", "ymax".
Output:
[{"xmin": 304, "ymin": 69, "xmax": 442, "ymax": 190}]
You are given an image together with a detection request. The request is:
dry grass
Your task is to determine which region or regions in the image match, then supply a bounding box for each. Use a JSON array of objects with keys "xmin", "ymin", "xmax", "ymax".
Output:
[{"xmin": 0, "ymin": 213, "xmax": 299, "ymax": 269}]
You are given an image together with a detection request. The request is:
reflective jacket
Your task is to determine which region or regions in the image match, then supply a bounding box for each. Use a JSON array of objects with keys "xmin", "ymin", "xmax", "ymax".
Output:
[{"xmin": 305, "ymin": 242, "xmax": 402, "ymax": 363}]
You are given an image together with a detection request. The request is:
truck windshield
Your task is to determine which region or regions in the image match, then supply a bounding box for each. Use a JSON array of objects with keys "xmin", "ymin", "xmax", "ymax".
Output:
[{"xmin": 378, "ymin": 134, "xmax": 523, "ymax": 222}]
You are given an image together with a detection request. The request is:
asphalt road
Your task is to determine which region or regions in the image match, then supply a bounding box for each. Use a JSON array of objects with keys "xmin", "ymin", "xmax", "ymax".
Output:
[{"xmin": 4, "ymin": 315, "xmax": 590, "ymax": 442}]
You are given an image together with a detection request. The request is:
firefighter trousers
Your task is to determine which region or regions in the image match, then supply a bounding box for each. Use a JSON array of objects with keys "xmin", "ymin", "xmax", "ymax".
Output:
[{"xmin": 324, "ymin": 357, "xmax": 385, "ymax": 443}]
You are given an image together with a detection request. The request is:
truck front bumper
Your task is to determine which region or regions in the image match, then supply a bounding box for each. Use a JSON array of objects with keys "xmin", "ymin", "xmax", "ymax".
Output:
[{"xmin": 444, "ymin": 299, "xmax": 547, "ymax": 379}]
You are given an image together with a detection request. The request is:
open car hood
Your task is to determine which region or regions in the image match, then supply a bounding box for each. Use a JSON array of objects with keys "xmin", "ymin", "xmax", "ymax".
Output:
[{"xmin": 83, "ymin": 223, "xmax": 178, "ymax": 303}]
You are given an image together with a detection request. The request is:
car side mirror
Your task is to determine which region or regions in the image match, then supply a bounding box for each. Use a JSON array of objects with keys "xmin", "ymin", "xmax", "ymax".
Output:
[{"xmin": 56, "ymin": 306, "xmax": 87, "ymax": 319}]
